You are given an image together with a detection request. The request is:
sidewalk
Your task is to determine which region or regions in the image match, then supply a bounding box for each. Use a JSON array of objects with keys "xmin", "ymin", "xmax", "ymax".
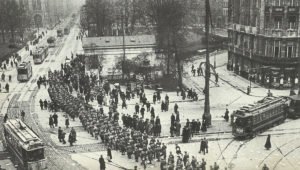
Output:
[{"xmin": 184, "ymin": 51, "xmax": 295, "ymax": 98}]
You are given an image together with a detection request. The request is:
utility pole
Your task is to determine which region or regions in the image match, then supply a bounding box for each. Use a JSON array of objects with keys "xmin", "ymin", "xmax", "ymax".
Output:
[
  {"xmin": 298, "ymin": 54, "xmax": 300, "ymax": 95},
  {"xmin": 121, "ymin": 9, "xmax": 126, "ymax": 80},
  {"xmin": 203, "ymin": 0, "xmax": 212, "ymax": 126}
]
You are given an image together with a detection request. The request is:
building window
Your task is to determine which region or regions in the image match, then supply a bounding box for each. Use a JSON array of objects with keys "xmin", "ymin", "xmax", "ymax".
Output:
[
  {"xmin": 287, "ymin": 46, "xmax": 293, "ymax": 58},
  {"xmin": 274, "ymin": 41, "xmax": 280, "ymax": 58},
  {"xmin": 275, "ymin": 47, "xmax": 280, "ymax": 58},
  {"xmin": 274, "ymin": 16, "xmax": 282, "ymax": 29},
  {"xmin": 288, "ymin": 16, "xmax": 297, "ymax": 29}
]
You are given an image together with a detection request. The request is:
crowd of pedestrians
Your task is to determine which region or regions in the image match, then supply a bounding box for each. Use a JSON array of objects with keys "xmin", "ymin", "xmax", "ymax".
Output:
[{"xmin": 0, "ymin": 56, "xmax": 16, "ymax": 93}]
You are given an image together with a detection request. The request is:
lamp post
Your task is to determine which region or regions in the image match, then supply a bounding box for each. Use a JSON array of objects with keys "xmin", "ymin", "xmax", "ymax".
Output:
[
  {"xmin": 121, "ymin": 8, "xmax": 126, "ymax": 81},
  {"xmin": 203, "ymin": 0, "xmax": 212, "ymax": 126}
]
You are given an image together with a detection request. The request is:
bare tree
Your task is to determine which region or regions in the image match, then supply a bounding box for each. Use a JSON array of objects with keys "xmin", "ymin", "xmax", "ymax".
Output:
[
  {"xmin": 147, "ymin": 0, "xmax": 192, "ymax": 88},
  {"xmin": 0, "ymin": 0, "xmax": 8, "ymax": 43}
]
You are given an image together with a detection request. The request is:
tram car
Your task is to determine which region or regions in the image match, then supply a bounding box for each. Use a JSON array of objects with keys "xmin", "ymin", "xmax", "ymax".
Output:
[
  {"xmin": 17, "ymin": 62, "xmax": 33, "ymax": 82},
  {"xmin": 3, "ymin": 119, "xmax": 47, "ymax": 170},
  {"xmin": 232, "ymin": 96, "xmax": 288, "ymax": 138},
  {"xmin": 33, "ymin": 46, "xmax": 49, "ymax": 64},
  {"xmin": 287, "ymin": 94, "xmax": 300, "ymax": 119}
]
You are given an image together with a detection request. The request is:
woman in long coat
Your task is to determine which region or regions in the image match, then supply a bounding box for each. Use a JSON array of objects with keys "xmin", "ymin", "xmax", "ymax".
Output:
[{"xmin": 265, "ymin": 134, "xmax": 271, "ymax": 150}]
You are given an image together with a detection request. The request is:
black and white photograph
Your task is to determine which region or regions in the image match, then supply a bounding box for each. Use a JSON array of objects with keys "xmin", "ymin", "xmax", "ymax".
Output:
[{"xmin": 0, "ymin": 0, "xmax": 299, "ymax": 169}]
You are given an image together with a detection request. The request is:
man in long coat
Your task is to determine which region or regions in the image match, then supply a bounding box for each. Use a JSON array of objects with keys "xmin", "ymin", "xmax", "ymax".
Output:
[{"xmin": 99, "ymin": 155, "xmax": 106, "ymax": 170}]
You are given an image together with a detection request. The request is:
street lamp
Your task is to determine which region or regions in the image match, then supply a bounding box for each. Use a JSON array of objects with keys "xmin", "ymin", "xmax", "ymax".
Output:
[{"xmin": 203, "ymin": 0, "xmax": 212, "ymax": 126}]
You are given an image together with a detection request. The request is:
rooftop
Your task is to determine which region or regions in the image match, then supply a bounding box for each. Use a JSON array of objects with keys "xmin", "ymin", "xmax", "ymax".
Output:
[{"xmin": 82, "ymin": 35, "xmax": 156, "ymax": 50}]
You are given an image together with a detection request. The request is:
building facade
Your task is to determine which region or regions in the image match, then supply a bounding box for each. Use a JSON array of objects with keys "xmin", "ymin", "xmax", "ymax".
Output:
[
  {"xmin": 82, "ymin": 35, "xmax": 161, "ymax": 78},
  {"xmin": 17, "ymin": 0, "xmax": 77, "ymax": 28},
  {"xmin": 17, "ymin": 0, "xmax": 49, "ymax": 27},
  {"xmin": 228, "ymin": 0, "xmax": 300, "ymax": 89}
]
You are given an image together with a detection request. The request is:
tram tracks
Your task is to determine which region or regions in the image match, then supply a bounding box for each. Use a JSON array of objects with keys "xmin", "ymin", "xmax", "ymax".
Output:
[
  {"xmin": 257, "ymin": 136, "xmax": 300, "ymax": 170},
  {"xmin": 2, "ymin": 25, "xmax": 85, "ymax": 169}
]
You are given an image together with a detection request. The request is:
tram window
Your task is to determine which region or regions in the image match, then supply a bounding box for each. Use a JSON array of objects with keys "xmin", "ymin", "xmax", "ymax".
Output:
[
  {"xmin": 25, "ymin": 149, "xmax": 45, "ymax": 161},
  {"xmin": 18, "ymin": 69, "xmax": 27, "ymax": 74}
]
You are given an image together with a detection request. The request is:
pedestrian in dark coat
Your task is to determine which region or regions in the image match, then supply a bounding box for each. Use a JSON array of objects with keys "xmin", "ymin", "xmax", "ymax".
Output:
[
  {"xmin": 224, "ymin": 109, "xmax": 229, "ymax": 122},
  {"xmin": 161, "ymin": 101, "xmax": 165, "ymax": 112},
  {"xmin": 135, "ymin": 103, "xmax": 140, "ymax": 113},
  {"xmin": 107, "ymin": 146, "xmax": 112, "ymax": 161},
  {"xmin": 5, "ymin": 83, "xmax": 9, "ymax": 92},
  {"xmin": 153, "ymin": 93, "xmax": 157, "ymax": 104},
  {"xmin": 151, "ymin": 107, "xmax": 155, "ymax": 118},
  {"xmin": 265, "ymin": 134, "xmax": 271, "ymax": 150},
  {"xmin": 201, "ymin": 121, "xmax": 207, "ymax": 132},
  {"xmin": 174, "ymin": 103, "xmax": 179, "ymax": 113},
  {"xmin": 146, "ymin": 101, "xmax": 151, "ymax": 112},
  {"xmin": 44, "ymin": 100, "xmax": 48, "ymax": 110},
  {"xmin": 3, "ymin": 114, "xmax": 8, "ymax": 123},
  {"xmin": 99, "ymin": 155, "xmax": 106, "ymax": 170},
  {"xmin": 140, "ymin": 106, "xmax": 145, "ymax": 118},
  {"xmin": 61, "ymin": 131, "xmax": 66, "ymax": 144},
  {"xmin": 65, "ymin": 116, "xmax": 70, "ymax": 128},
  {"xmin": 68, "ymin": 133, "xmax": 74, "ymax": 146},
  {"xmin": 70, "ymin": 127, "xmax": 77, "ymax": 142},
  {"xmin": 171, "ymin": 114, "xmax": 175, "ymax": 127},
  {"xmin": 52, "ymin": 113, "xmax": 58, "ymax": 127},
  {"xmin": 39, "ymin": 99, "xmax": 43, "ymax": 110},
  {"xmin": 49, "ymin": 115, "xmax": 54, "ymax": 128},
  {"xmin": 58, "ymin": 127, "xmax": 62, "ymax": 142}
]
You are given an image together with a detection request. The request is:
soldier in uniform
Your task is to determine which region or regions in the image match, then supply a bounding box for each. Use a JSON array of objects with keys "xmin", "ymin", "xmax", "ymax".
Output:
[{"xmin": 134, "ymin": 147, "xmax": 140, "ymax": 162}]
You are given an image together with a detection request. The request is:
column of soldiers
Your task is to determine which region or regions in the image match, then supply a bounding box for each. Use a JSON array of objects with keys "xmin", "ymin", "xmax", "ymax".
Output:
[
  {"xmin": 46, "ymin": 56, "xmax": 168, "ymax": 169},
  {"xmin": 47, "ymin": 55, "xmax": 218, "ymax": 169}
]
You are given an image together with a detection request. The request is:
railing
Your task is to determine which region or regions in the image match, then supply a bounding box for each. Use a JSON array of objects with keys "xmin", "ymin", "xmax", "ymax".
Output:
[
  {"xmin": 228, "ymin": 46, "xmax": 300, "ymax": 65},
  {"xmin": 262, "ymin": 29, "xmax": 299, "ymax": 37},
  {"xmin": 252, "ymin": 53, "xmax": 300, "ymax": 65}
]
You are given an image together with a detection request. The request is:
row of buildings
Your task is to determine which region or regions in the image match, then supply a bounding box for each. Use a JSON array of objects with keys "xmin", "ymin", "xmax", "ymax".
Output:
[
  {"xmin": 16, "ymin": 0, "xmax": 83, "ymax": 28},
  {"xmin": 228, "ymin": 0, "xmax": 300, "ymax": 89}
]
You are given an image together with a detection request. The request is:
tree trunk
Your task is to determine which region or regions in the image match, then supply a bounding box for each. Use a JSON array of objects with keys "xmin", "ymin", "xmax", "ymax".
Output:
[
  {"xmin": 1, "ymin": 29, "xmax": 5, "ymax": 43},
  {"xmin": 10, "ymin": 28, "xmax": 15, "ymax": 42},
  {"xmin": 166, "ymin": 33, "xmax": 171, "ymax": 75},
  {"xmin": 174, "ymin": 41, "xmax": 182, "ymax": 89}
]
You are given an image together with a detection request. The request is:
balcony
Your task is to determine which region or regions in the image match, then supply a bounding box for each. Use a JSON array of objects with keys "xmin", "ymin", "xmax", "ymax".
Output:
[
  {"xmin": 252, "ymin": 53, "xmax": 300, "ymax": 65},
  {"xmin": 263, "ymin": 29, "xmax": 299, "ymax": 37},
  {"xmin": 272, "ymin": 6, "xmax": 284, "ymax": 13},
  {"xmin": 288, "ymin": 6, "xmax": 299, "ymax": 13},
  {"xmin": 229, "ymin": 47, "xmax": 300, "ymax": 66}
]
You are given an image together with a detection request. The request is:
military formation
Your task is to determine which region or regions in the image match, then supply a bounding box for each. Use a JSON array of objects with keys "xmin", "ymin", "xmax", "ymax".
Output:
[{"xmin": 44, "ymin": 55, "xmax": 227, "ymax": 169}]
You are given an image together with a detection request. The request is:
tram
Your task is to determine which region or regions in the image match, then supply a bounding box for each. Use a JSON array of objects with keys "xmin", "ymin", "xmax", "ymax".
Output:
[
  {"xmin": 17, "ymin": 62, "xmax": 32, "ymax": 82},
  {"xmin": 33, "ymin": 46, "xmax": 49, "ymax": 64},
  {"xmin": 3, "ymin": 119, "xmax": 47, "ymax": 170},
  {"xmin": 232, "ymin": 96, "xmax": 288, "ymax": 138},
  {"xmin": 287, "ymin": 94, "xmax": 300, "ymax": 119}
]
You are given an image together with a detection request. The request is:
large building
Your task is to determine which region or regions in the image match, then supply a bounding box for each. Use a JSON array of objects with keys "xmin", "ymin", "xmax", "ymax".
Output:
[
  {"xmin": 17, "ymin": 0, "xmax": 49, "ymax": 27},
  {"xmin": 228, "ymin": 0, "xmax": 300, "ymax": 89},
  {"xmin": 17, "ymin": 0, "xmax": 78, "ymax": 28},
  {"xmin": 82, "ymin": 35, "xmax": 159, "ymax": 78}
]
